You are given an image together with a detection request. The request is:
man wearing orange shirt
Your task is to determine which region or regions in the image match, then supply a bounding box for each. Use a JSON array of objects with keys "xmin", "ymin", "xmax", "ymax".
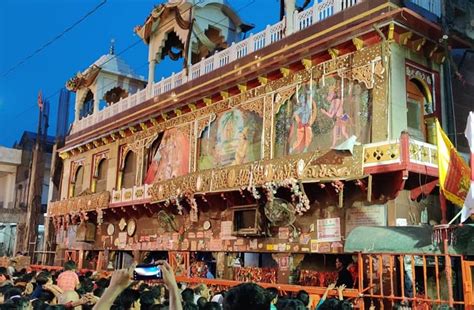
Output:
[{"xmin": 57, "ymin": 260, "xmax": 80, "ymax": 291}]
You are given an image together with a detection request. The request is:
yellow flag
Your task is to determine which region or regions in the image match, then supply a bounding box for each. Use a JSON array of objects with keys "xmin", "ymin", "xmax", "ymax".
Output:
[{"xmin": 436, "ymin": 119, "xmax": 471, "ymax": 206}]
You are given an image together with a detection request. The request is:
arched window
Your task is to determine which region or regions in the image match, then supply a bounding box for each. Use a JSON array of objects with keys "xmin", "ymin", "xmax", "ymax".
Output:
[
  {"xmin": 72, "ymin": 166, "xmax": 84, "ymax": 197},
  {"xmin": 95, "ymin": 159, "xmax": 108, "ymax": 193},
  {"xmin": 80, "ymin": 90, "xmax": 94, "ymax": 119},
  {"xmin": 104, "ymin": 87, "xmax": 128, "ymax": 106},
  {"xmin": 121, "ymin": 151, "xmax": 136, "ymax": 189},
  {"xmin": 406, "ymin": 79, "xmax": 432, "ymax": 141}
]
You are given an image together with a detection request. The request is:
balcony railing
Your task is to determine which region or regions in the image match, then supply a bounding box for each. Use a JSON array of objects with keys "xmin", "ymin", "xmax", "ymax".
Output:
[
  {"xmin": 111, "ymin": 184, "xmax": 153, "ymax": 205},
  {"xmin": 71, "ymin": 0, "xmax": 361, "ymax": 134}
]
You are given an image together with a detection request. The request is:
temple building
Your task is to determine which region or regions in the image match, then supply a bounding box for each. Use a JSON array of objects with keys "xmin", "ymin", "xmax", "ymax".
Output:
[{"xmin": 47, "ymin": 0, "xmax": 474, "ymax": 307}]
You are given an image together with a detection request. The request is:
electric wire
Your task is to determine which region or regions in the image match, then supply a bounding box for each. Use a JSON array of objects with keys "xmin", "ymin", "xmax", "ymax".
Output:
[
  {"xmin": 1, "ymin": 0, "xmax": 108, "ymax": 79},
  {"xmin": 2, "ymin": 0, "xmax": 257, "ymax": 144}
]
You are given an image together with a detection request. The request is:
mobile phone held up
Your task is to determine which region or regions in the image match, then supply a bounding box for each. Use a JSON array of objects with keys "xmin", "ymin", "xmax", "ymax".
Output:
[{"xmin": 133, "ymin": 264, "xmax": 162, "ymax": 280}]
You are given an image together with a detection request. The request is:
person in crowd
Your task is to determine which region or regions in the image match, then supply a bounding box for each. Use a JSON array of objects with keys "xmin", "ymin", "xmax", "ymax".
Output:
[
  {"xmin": 202, "ymin": 302, "xmax": 221, "ymax": 310},
  {"xmin": 276, "ymin": 298, "xmax": 306, "ymax": 310},
  {"xmin": 335, "ymin": 257, "xmax": 353, "ymax": 289},
  {"xmin": 57, "ymin": 261, "xmax": 79, "ymax": 292},
  {"xmin": 0, "ymin": 267, "xmax": 13, "ymax": 290},
  {"xmin": 196, "ymin": 296, "xmax": 207, "ymax": 309},
  {"xmin": 182, "ymin": 288, "xmax": 195, "ymax": 305},
  {"xmin": 193, "ymin": 284, "xmax": 209, "ymax": 304},
  {"xmin": 92, "ymin": 261, "xmax": 182, "ymax": 310},
  {"xmin": 295, "ymin": 290, "xmax": 309, "ymax": 309},
  {"xmin": 140, "ymin": 290, "xmax": 160, "ymax": 310},
  {"xmin": 6, "ymin": 259, "xmax": 16, "ymax": 278},
  {"xmin": 222, "ymin": 283, "xmax": 269, "ymax": 310},
  {"xmin": 266, "ymin": 287, "xmax": 278, "ymax": 310}
]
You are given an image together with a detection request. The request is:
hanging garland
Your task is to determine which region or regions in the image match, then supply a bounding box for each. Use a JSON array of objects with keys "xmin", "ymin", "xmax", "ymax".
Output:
[{"xmin": 263, "ymin": 178, "xmax": 311, "ymax": 215}]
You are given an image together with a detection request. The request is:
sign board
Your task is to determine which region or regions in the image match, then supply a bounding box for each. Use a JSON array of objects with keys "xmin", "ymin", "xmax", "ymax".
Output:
[
  {"xmin": 317, "ymin": 218, "xmax": 341, "ymax": 242},
  {"xmin": 345, "ymin": 204, "xmax": 387, "ymax": 236}
]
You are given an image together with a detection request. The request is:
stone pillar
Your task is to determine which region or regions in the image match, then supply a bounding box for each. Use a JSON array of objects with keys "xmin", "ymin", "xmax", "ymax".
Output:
[
  {"xmin": 148, "ymin": 59, "xmax": 156, "ymax": 87},
  {"xmin": 74, "ymin": 96, "xmax": 81, "ymax": 122},
  {"xmin": 285, "ymin": 0, "xmax": 296, "ymax": 35},
  {"xmin": 93, "ymin": 92, "xmax": 100, "ymax": 114}
]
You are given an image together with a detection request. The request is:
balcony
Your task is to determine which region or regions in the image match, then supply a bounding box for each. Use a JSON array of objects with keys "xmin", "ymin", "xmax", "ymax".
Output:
[
  {"xmin": 363, "ymin": 133, "xmax": 438, "ymax": 176},
  {"xmin": 71, "ymin": 0, "xmax": 362, "ymax": 134}
]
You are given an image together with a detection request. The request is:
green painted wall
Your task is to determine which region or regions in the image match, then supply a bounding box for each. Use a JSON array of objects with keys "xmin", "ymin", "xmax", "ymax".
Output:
[{"xmin": 388, "ymin": 43, "xmax": 443, "ymax": 140}]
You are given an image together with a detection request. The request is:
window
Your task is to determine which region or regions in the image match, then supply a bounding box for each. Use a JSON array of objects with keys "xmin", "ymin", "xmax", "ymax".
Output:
[
  {"xmin": 80, "ymin": 90, "xmax": 94, "ymax": 119},
  {"xmin": 122, "ymin": 151, "xmax": 136, "ymax": 189},
  {"xmin": 95, "ymin": 159, "xmax": 108, "ymax": 193},
  {"xmin": 72, "ymin": 166, "xmax": 84, "ymax": 197},
  {"xmin": 406, "ymin": 79, "xmax": 429, "ymax": 140}
]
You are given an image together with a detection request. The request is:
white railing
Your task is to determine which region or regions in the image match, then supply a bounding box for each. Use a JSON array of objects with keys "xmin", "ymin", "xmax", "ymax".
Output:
[
  {"xmin": 409, "ymin": 138, "xmax": 438, "ymax": 167},
  {"xmin": 71, "ymin": 0, "xmax": 362, "ymax": 134},
  {"xmin": 408, "ymin": 0, "xmax": 441, "ymax": 17}
]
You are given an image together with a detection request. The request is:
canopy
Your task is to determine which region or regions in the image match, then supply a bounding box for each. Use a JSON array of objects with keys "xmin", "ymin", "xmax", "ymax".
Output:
[{"xmin": 344, "ymin": 225, "xmax": 474, "ymax": 255}]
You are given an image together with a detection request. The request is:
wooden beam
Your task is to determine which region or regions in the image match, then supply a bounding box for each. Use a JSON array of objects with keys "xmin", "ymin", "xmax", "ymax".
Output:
[
  {"xmin": 301, "ymin": 58, "xmax": 313, "ymax": 70},
  {"xmin": 188, "ymin": 103, "xmax": 197, "ymax": 111},
  {"xmin": 237, "ymin": 84, "xmax": 247, "ymax": 93},
  {"xmin": 429, "ymin": 45, "xmax": 439, "ymax": 58},
  {"xmin": 433, "ymin": 52, "xmax": 446, "ymax": 64},
  {"xmin": 257, "ymin": 76, "xmax": 268, "ymax": 85},
  {"xmin": 398, "ymin": 31, "xmax": 412, "ymax": 45},
  {"xmin": 219, "ymin": 91, "xmax": 229, "ymax": 99},
  {"xmin": 59, "ymin": 152, "xmax": 69, "ymax": 160},
  {"xmin": 280, "ymin": 67, "xmax": 291, "ymax": 77},
  {"xmin": 387, "ymin": 23, "xmax": 395, "ymax": 41},
  {"xmin": 409, "ymin": 38, "xmax": 426, "ymax": 52},
  {"xmin": 203, "ymin": 98, "xmax": 212, "ymax": 106},
  {"xmin": 327, "ymin": 48, "xmax": 339, "ymax": 59},
  {"xmin": 352, "ymin": 37, "xmax": 364, "ymax": 51}
]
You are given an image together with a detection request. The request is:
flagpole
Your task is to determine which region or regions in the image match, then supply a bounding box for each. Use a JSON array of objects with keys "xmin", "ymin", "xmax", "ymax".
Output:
[{"xmin": 447, "ymin": 209, "xmax": 462, "ymax": 225}]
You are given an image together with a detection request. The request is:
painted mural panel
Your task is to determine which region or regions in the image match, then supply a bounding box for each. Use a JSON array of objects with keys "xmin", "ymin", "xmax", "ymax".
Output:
[
  {"xmin": 198, "ymin": 108, "xmax": 263, "ymax": 170},
  {"xmin": 274, "ymin": 76, "xmax": 371, "ymax": 157},
  {"xmin": 144, "ymin": 127, "xmax": 190, "ymax": 183}
]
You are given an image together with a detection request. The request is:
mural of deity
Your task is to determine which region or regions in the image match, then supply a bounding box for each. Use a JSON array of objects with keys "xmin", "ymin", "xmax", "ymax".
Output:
[
  {"xmin": 274, "ymin": 76, "xmax": 371, "ymax": 157},
  {"xmin": 198, "ymin": 107, "xmax": 263, "ymax": 170},
  {"xmin": 144, "ymin": 127, "xmax": 190, "ymax": 183}
]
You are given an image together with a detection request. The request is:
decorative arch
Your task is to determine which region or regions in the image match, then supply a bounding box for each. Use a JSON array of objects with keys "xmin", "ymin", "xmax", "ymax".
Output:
[
  {"xmin": 94, "ymin": 158, "xmax": 108, "ymax": 193},
  {"xmin": 70, "ymin": 165, "xmax": 84, "ymax": 197},
  {"xmin": 80, "ymin": 89, "xmax": 94, "ymax": 119},
  {"xmin": 104, "ymin": 87, "xmax": 128, "ymax": 105},
  {"xmin": 121, "ymin": 151, "xmax": 137, "ymax": 189},
  {"xmin": 117, "ymin": 145, "xmax": 137, "ymax": 190}
]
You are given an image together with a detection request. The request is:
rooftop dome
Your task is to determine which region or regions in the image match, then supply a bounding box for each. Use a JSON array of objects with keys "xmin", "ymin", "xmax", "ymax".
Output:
[{"xmin": 92, "ymin": 53, "xmax": 145, "ymax": 81}]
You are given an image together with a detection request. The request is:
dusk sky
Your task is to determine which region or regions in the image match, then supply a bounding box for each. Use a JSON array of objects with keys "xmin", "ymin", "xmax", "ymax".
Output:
[{"xmin": 0, "ymin": 0, "xmax": 281, "ymax": 147}]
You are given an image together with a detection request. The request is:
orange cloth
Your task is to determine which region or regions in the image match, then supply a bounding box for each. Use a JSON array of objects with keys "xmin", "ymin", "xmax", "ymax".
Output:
[{"xmin": 57, "ymin": 270, "xmax": 79, "ymax": 291}]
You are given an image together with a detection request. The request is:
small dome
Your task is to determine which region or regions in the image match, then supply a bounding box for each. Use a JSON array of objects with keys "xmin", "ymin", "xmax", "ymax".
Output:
[{"xmin": 92, "ymin": 54, "xmax": 145, "ymax": 81}]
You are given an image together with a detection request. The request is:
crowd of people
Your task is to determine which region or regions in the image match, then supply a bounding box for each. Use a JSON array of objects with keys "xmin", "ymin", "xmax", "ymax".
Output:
[{"xmin": 0, "ymin": 257, "xmax": 356, "ymax": 310}]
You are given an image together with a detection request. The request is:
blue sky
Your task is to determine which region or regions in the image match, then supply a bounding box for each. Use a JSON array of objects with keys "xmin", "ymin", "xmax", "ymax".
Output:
[{"xmin": 0, "ymin": 0, "xmax": 282, "ymax": 147}]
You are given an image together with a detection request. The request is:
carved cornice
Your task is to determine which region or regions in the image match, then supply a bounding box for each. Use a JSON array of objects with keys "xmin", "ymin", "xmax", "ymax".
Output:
[
  {"xmin": 150, "ymin": 147, "xmax": 364, "ymax": 202},
  {"xmin": 48, "ymin": 191, "xmax": 110, "ymax": 216}
]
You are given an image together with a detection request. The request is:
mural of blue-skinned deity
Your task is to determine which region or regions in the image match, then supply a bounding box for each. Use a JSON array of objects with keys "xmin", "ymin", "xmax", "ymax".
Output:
[{"xmin": 274, "ymin": 76, "xmax": 371, "ymax": 157}]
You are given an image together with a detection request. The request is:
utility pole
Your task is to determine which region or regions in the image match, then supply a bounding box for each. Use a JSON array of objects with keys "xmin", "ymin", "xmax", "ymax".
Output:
[{"xmin": 23, "ymin": 91, "xmax": 47, "ymax": 260}]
